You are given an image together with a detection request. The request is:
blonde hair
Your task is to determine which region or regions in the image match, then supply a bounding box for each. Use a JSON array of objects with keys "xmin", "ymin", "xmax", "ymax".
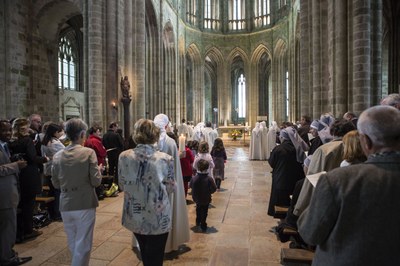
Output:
[
  {"xmin": 342, "ymin": 130, "xmax": 367, "ymax": 163},
  {"xmin": 133, "ymin": 119, "xmax": 160, "ymax": 144}
]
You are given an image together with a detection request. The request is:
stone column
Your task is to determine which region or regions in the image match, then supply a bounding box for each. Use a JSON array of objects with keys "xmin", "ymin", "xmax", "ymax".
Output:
[
  {"xmin": 106, "ymin": 1, "xmax": 118, "ymax": 124},
  {"xmin": 351, "ymin": 0, "xmax": 372, "ymax": 111},
  {"xmin": 329, "ymin": 0, "xmax": 348, "ymax": 116},
  {"xmin": 87, "ymin": 0, "xmax": 105, "ymax": 125},
  {"xmin": 299, "ymin": 0, "xmax": 312, "ymax": 117}
]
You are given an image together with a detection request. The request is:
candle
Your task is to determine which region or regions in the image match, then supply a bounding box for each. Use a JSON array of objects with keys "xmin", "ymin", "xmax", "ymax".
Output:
[{"xmin": 179, "ymin": 134, "xmax": 186, "ymax": 152}]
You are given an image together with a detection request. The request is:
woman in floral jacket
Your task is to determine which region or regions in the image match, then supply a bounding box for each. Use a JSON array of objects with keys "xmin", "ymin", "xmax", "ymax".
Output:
[{"xmin": 118, "ymin": 119, "xmax": 176, "ymax": 266}]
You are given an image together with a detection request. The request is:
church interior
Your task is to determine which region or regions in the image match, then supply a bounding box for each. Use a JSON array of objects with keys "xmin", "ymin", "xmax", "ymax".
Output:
[{"xmin": 1, "ymin": 0, "xmax": 400, "ymax": 265}]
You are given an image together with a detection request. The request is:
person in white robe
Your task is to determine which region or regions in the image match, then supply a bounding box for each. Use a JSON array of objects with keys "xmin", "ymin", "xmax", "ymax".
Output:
[
  {"xmin": 153, "ymin": 114, "xmax": 190, "ymax": 252},
  {"xmin": 260, "ymin": 121, "xmax": 269, "ymax": 160},
  {"xmin": 266, "ymin": 121, "xmax": 279, "ymax": 159},
  {"xmin": 202, "ymin": 121, "xmax": 218, "ymax": 150},
  {"xmin": 249, "ymin": 122, "xmax": 263, "ymax": 160},
  {"xmin": 132, "ymin": 114, "xmax": 190, "ymax": 253},
  {"xmin": 192, "ymin": 122, "xmax": 205, "ymax": 142}
]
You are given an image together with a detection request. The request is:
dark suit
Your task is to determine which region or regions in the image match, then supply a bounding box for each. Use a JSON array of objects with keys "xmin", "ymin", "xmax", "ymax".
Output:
[
  {"xmin": 0, "ymin": 142, "xmax": 20, "ymax": 264},
  {"xmin": 298, "ymin": 152, "xmax": 400, "ymax": 265},
  {"xmin": 102, "ymin": 130, "xmax": 123, "ymax": 181},
  {"xmin": 9, "ymin": 136, "xmax": 47, "ymax": 239}
]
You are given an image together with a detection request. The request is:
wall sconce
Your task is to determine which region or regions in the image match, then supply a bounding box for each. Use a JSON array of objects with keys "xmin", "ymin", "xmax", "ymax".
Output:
[{"xmin": 111, "ymin": 101, "xmax": 118, "ymax": 110}]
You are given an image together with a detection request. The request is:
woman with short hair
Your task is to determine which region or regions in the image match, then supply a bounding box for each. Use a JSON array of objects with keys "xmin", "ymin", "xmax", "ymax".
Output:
[
  {"xmin": 51, "ymin": 118, "xmax": 102, "ymax": 266},
  {"xmin": 118, "ymin": 119, "xmax": 176, "ymax": 266}
]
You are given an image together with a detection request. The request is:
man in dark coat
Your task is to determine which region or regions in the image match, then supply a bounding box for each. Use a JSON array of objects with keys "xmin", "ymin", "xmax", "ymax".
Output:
[
  {"xmin": 298, "ymin": 105, "xmax": 400, "ymax": 266},
  {"xmin": 102, "ymin": 122, "xmax": 124, "ymax": 184}
]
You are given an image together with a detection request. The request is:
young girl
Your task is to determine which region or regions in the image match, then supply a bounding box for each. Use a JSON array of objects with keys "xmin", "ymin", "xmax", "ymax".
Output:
[
  {"xmin": 193, "ymin": 141, "xmax": 214, "ymax": 180},
  {"xmin": 210, "ymin": 138, "xmax": 227, "ymax": 190}
]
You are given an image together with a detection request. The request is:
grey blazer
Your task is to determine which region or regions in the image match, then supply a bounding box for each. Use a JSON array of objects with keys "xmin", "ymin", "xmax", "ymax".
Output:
[
  {"xmin": 0, "ymin": 145, "xmax": 20, "ymax": 210},
  {"xmin": 298, "ymin": 152, "xmax": 400, "ymax": 266},
  {"xmin": 51, "ymin": 144, "xmax": 102, "ymax": 212}
]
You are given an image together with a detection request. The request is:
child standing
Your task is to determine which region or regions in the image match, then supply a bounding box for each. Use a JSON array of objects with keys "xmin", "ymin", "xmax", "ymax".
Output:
[
  {"xmin": 193, "ymin": 141, "xmax": 215, "ymax": 177},
  {"xmin": 180, "ymin": 143, "xmax": 194, "ymax": 198},
  {"xmin": 190, "ymin": 159, "xmax": 217, "ymax": 232},
  {"xmin": 210, "ymin": 138, "xmax": 227, "ymax": 190}
]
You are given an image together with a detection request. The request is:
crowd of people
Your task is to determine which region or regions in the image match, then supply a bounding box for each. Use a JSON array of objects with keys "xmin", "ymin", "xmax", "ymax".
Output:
[
  {"xmin": 264, "ymin": 93, "xmax": 400, "ymax": 265},
  {"xmin": 1, "ymin": 93, "xmax": 399, "ymax": 265},
  {"xmin": 0, "ymin": 111, "xmax": 228, "ymax": 266}
]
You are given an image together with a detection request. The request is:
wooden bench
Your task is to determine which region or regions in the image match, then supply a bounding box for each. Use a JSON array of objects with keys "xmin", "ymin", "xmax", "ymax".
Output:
[
  {"xmin": 274, "ymin": 206, "xmax": 289, "ymax": 219},
  {"xmin": 35, "ymin": 196, "xmax": 55, "ymax": 204},
  {"xmin": 281, "ymin": 248, "xmax": 314, "ymax": 265}
]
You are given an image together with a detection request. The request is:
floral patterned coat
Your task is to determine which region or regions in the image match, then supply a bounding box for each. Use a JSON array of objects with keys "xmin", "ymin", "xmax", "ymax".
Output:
[{"xmin": 118, "ymin": 144, "xmax": 176, "ymax": 235}]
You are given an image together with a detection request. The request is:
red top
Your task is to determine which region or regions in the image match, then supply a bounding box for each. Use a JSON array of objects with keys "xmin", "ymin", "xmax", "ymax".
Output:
[
  {"xmin": 84, "ymin": 134, "xmax": 107, "ymax": 165},
  {"xmin": 180, "ymin": 146, "xmax": 194, "ymax": 177}
]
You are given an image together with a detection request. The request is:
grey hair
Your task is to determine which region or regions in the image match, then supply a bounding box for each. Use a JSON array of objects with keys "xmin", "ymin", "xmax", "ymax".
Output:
[
  {"xmin": 380, "ymin": 93, "xmax": 400, "ymax": 108},
  {"xmin": 358, "ymin": 105, "xmax": 400, "ymax": 147},
  {"xmin": 65, "ymin": 118, "xmax": 88, "ymax": 141}
]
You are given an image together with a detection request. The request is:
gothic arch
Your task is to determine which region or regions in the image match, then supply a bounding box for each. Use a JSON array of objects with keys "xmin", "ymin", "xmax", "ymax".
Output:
[
  {"xmin": 162, "ymin": 21, "xmax": 178, "ymax": 121},
  {"xmin": 35, "ymin": 0, "xmax": 82, "ymax": 42},
  {"xmin": 272, "ymin": 38, "xmax": 288, "ymax": 123},
  {"xmin": 185, "ymin": 43, "xmax": 202, "ymax": 122},
  {"xmin": 204, "ymin": 47, "xmax": 227, "ymax": 125},
  {"xmin": 250, "ymin": 44, "xmax": 272, "ymax": 125},
  {"xmin": 145, "ymin": 0, "xmax": 160, "ymax": 119}
]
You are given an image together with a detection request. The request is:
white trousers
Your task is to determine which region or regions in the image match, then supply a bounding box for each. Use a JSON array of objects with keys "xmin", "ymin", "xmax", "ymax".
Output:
[{"xmin": 61, "ymin": 208, "xmax": 96, "ymax": 266}]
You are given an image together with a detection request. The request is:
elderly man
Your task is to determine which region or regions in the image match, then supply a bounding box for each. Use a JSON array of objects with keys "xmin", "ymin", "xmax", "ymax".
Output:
[
  {"xmin": 342, "ymin": 111, "xmax": 358, "ymax": 128},
  {"xmin": 298, "ymin": 105, "xmax": 400, "ymax": 265},
  {"xmin": 153, "ymin": 114, "xmax": 190, "ymax": 252},
  {"xmin": 380, "ymin": 93, "xmax": 400, "ymax": 110}
]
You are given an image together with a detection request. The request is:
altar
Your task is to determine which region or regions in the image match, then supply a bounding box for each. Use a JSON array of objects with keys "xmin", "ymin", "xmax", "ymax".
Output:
[{"xmin": 217, "ymin": 125, "xmax": 250, "ymax": 145}]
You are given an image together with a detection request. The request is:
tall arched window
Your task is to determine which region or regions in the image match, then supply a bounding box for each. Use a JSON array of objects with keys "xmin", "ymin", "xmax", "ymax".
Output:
[
  {"xmin": 204, "ymin": 0, "xmax": 219, "ymax": 30},
  {"xmin": 238, "ymin": 74, "xmax": 246, "ymax": 117},
  {"xmin": 229, "ymin": 0, "xmax": 245, "ymax": 30},
  {"xmin": 255, "ymin": 0, "xmax": 270, "ymax": 28},
  {"xmin": 186, "ymin": 0, "xmax": 197, "ymax": 26},
  {"xmin": 58, "ymin": 31, "xmax": 78, "ymax": 91}
]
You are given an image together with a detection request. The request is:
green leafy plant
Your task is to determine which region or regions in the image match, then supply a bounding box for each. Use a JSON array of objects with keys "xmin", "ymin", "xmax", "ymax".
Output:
[{"xmin": 229, "ymin": 129, "xmax": 242, "ymax": 140}]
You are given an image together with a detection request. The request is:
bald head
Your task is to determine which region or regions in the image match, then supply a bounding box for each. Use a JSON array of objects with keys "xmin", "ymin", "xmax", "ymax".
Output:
[
  {"xmin": 380, "ymin": 93, "xmax": 400, "ymax": 110},
  {"xmin": 358, "ymin": 106, "xmax": 400, "ymax": 154}
]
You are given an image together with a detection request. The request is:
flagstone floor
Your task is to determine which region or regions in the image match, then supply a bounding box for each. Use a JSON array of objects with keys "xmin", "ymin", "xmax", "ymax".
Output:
[{"xmin": 15, "ymin": 146, "xmax": 288, "ymax": 265}]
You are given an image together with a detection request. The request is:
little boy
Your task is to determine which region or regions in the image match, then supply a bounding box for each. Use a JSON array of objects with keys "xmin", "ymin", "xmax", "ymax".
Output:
[{"xmin": 190, "ymin": 159, "xmax": 217, "ymax": 232}]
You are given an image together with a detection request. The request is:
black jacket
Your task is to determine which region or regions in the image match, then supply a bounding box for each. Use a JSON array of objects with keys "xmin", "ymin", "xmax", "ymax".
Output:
[{"xmin": 190, "ymin": 173, "xmax": 217, "ymax": 205}]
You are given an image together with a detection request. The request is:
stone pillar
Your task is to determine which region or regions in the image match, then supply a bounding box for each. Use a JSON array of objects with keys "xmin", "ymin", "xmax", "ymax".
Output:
[
  {"xmin": 329, "ymin": 0, "xmax": 348, "ymax": 116},
  {"xmin": 87, "ymin": 0, "xmax": 105, "ymax": 125},
  {"xmin": 311, "ymin": 0, "xmax": 322, "ymax": 117},
  {"xmin": 106, "ymin": 1, "xmax": 118, "ymax": 124},
  {"xmin": 351, "ymin": 0, "xmax": 372, "ymax": 111},
  {"xmin": 299, "ymin": 0, "xmax": 312, "ymax": 117},
  {"xmin": 132, "ymin": 0, "xmax": 146, "ymax": 122}
]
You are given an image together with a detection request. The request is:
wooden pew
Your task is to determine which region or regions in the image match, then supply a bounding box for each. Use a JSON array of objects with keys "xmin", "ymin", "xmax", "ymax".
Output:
[
  {"xmin": 274, "ymin": 205, "xmax": 289, "ymax": 219},
  {"xmin": 281, "ymin": 248, "xmax": 314, "ymax": 265},
  {"xmin": 35, "ymin": 196, "xmax": 55, "ymax": 204}
]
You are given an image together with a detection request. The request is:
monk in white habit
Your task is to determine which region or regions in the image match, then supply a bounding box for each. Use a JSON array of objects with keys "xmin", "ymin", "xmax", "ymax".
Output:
[
  {"xmin": 260, "ymin": 121, "xmax": 269, "ymax": 160},
  {"xmin": 266, "ymin": 121, "xmax": 279, "ymax": 159},
  {"xmin": 202, "ymin": 121, "xmax": 218, "ymax": 150},
  {"xmin": 249, "ymin": 122, "xmax": 263, "ymax": 160}
]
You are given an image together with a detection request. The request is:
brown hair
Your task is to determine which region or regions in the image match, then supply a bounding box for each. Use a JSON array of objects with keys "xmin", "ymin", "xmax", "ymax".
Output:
[
  {"xmin": 12, "ymin": 118, "xmax": 30, "ymax": 138},
  {"xmin": 211, "ymin": 138, "xmax": 225, "ymax": 152},
  {"xmin": 197, "ymin": 159, "xmax": 209, "ymax": 172},
  {"xmin": 198, "ymin": 141, "xmax": 209, "ymax": 153},
  {"xmin": 133, "ymin": 119, "xmax": 160, "ymax": 145},
  {"xmin": 342, "ymin": 130, "xmax": 367, "ymax": 163}
]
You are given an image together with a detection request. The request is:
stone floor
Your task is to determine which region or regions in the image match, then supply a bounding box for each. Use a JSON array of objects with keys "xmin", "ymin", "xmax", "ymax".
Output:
[{"xmin": 15, "ymin": 146, "xmax": 288, "ymax": 265}]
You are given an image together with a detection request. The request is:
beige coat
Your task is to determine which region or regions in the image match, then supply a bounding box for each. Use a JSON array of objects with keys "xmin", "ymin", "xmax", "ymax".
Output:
[{"xmin": 51, "ymin": 144, "xmax": 102, "ymax": 211}]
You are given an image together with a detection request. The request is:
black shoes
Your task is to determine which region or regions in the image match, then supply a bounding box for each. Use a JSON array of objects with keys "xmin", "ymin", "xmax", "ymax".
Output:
[
  {"xmin": 4, "ymin": 256, "xmax": 32, "ymax": 266},
  {"xmin": 15, "ymin": 229, "xmax": 43, "ymax": 244}
]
